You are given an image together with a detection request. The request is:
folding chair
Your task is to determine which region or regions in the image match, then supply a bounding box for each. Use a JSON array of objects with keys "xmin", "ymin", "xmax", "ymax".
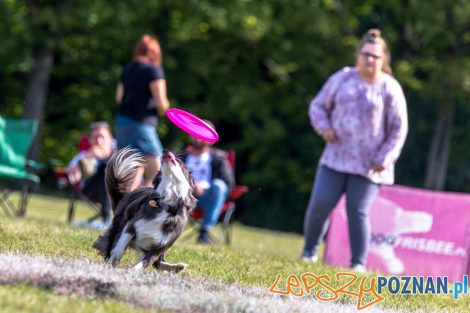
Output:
[
  {"xmin": 188, "ymin": 149, "xmax": 249, "ymax": 245},
  {"xmin": 0, "ymin": 116, "xmax": 40, "ymax": 217},
  {"xmin": 54, "ymin": 136, "xmax": 102, "ymax": 224}
]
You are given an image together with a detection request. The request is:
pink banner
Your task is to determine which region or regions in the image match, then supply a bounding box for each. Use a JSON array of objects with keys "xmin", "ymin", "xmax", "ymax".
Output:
[{"xmin": 324, "ymin": 185, "xmax": 470, "ymax": 282}]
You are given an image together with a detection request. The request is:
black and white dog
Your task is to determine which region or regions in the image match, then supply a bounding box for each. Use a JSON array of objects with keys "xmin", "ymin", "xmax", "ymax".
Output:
[{"xmin": 93, "ymin": 147, "xmax": 196, "ymax": 272}]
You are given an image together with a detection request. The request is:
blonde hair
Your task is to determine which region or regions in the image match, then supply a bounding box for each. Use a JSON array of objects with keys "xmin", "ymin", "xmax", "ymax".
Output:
[
  {"xmin": 89, "ymin": 121, "xmax": 110, "ymax": 131},
  {"xmin": 355, "ymin": 28, "xmax": 392, "ymax": 75},
  {"xmin": 89, "ymin": 121, "xmax": 112, "ymax": 139}
]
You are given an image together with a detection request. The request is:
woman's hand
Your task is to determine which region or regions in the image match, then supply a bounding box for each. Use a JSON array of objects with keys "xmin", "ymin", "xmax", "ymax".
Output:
[
  {"xmin": 321, "ymin": 129, "xmax": 338, "ymax": 143},
  {"xmin": 371, "ymin": 164, "xmax": 386, "ymax": 173},
  {"xmin": 193, "ymin": 184, "xmax": 205, "ymax": 197},
  {"xmin": 115, "ymin": 82, "xmax": 124, "ymax": 104}
]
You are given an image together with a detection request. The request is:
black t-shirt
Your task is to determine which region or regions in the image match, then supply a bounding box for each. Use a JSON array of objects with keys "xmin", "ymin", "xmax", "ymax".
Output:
[{"xmin": 118, "ymin": 61, "xmax": 165, "ymax": 125}]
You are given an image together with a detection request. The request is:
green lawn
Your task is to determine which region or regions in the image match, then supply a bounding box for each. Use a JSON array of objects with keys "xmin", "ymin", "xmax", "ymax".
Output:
[
  {"xmin": 0, "ymin": 284, "xmax": 159, "ymax": 313},
  {"xmin": 0, "ymin": 192, "xmax": 468, "ymax": 312}
]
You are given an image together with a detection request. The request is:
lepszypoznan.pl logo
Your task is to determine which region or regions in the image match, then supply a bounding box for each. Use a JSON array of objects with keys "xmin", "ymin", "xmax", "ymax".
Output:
[{"xmin": 269, "ymin": 273, "xmax": 468, "ymax": 310}]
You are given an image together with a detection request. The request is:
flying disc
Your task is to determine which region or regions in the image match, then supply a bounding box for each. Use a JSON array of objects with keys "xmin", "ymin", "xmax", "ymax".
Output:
[{"xmin": 166, "ymin": 108, "xmax": 219, "ymax": 143}]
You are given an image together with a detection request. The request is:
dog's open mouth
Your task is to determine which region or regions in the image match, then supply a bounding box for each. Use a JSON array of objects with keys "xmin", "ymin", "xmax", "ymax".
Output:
[{"xmin": 162, "ymin": 150, "xmax": 177, "ymax": 166}]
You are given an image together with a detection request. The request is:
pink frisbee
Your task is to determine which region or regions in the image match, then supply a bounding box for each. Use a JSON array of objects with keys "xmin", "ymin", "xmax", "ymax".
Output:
[{"xmin": 166, "ymin": 108, "xmax": 219, "ymax": 143}]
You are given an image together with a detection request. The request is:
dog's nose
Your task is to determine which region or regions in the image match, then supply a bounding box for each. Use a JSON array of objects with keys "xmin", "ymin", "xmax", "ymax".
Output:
[{"xmin": 162, "ymin": 149, "xmax": 176, "ymax": 164}]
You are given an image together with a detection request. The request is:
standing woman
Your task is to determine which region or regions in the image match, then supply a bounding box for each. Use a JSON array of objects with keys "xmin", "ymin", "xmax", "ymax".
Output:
[
  {"xmin": 115, "ymin": 34, "xmax": 170, "ymax": 188},
  {"xmin": 301, "ymin": 29, "xmax": 408, "ymax": 272}
]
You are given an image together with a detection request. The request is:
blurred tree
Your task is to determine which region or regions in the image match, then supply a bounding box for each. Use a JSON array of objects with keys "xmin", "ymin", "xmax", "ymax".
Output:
[
  {"xmin": 369, "ymin": 0, "xmax": 470, "ymax": 190},
  {"xmin": 1, "ymin": 0, "xmax": 470, "ymax": 232}
]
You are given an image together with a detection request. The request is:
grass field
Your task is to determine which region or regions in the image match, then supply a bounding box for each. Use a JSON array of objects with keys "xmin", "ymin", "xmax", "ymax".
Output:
[{"xmin": 0, "ymin": 192, "xmax": 469, "ymax": 312}]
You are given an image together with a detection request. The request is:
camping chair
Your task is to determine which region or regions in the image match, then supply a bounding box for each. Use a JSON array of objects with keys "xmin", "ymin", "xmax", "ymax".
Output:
[
  {"xmin": 0, "ymin": 116, "xmax": 40, "ymax": 217},
  {"xmin": 54, "ymin": 136, "xmax": 102, "ymax": 224},
  {"xmin": 187, "ymin": 149, "xmax": 249, "ymax": 245}
]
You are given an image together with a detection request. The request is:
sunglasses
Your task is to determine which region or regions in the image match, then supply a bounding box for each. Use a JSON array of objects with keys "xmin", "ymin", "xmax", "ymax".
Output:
[{"xmin": 360, "ymin": 51, "xmax": 382, "ymax": 60}]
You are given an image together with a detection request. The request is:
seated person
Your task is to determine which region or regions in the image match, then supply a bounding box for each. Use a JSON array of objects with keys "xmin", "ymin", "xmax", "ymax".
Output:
[
  {"xmin": 181, "ymin": 121, "xmax": 235, "ymax": 244},
  {"xmin": 66, "ymin": 121, "xmax": 115, "ymax": 226}
]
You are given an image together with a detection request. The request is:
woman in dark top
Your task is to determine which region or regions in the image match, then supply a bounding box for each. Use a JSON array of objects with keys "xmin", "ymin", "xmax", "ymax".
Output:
[{"xmin": 115, "ymin": 34, "xmax": 170, "ymax": 189}]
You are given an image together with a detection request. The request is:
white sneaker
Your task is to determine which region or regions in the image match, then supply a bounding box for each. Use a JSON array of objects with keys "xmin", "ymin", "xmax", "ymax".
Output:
[
  {"xmin": 351, "ymin": 264, "xmax": 366, "ymax": 273},
  {"xmin": 89, "ymin": 220, "xmax": 107, "ymax": 230},
  {"xmin": 72, "ymin": 220, "xmax": 90, "ymax": 227},
  {"xmin": 300, "ymin": 252, "xmax": 318, "ymax": 263},
  {"xmin": 73, "ymin": 220, "xmax": 107, "ymax": 230}
]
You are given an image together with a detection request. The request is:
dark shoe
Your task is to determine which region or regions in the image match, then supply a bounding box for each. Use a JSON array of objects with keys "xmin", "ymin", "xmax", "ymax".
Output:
[{"xmin": 197, "ymin": 229, "xmax": 211, "ymax": 245}]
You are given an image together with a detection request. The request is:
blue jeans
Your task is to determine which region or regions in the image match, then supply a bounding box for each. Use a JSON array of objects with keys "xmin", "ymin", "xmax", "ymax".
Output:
[
  {"xmin": 302, "ymin": 166, "xmax": 380, "ymax": 267},
  {"xmin": 115, "ymin": 115, "xmax": 163, "ymax": 157},
  {"xmin": 197, "ymin": 179, "xmax": 228, "ymax": 231}
]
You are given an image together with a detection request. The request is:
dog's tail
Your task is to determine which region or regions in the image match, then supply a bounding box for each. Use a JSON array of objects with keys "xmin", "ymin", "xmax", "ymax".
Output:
[{"xmin": 105, "ymin": 147, "xmax": 144, "ymax": 210}]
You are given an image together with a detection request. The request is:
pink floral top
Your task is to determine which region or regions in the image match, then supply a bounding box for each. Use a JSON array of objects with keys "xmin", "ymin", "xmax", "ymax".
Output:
[{"xmin": 309, "ymin": 67, "xmax": 408, "ymax": 184}]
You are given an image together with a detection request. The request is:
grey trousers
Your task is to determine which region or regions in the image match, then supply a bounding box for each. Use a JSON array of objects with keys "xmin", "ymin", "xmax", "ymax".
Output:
[{"xmin": 302, "ymin": 166, "xmax": 380, "ymax": 267}]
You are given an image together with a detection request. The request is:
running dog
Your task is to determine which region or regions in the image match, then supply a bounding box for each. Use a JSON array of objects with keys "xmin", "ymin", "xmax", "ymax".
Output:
[{"xmin": 93, "ymin": 147, "xmax": 196, "ymax": 272}]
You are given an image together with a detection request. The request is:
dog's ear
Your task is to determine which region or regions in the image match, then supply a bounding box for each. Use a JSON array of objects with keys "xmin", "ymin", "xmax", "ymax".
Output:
[{"xmin": 152, "ymin": 171, "xmax": 162, "ymax": 188}]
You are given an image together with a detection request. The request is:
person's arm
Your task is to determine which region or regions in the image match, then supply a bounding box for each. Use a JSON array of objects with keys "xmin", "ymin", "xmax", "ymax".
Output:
[
  {"xmin": 149, "ymin": 79, "xmax": 170, "ymax": 116},
  {"xmin": 308, "ymin": 68, "xmax": 349, "ymax": 142},
  {"xmin": 372, "ymin": 80, "xmax": 408, "ymax": 170},
  {"xmin": 215, "ymin": 151, "xmax": 235, "ymax": 192},
  {"xmin": 221, "ymin": 158, "xmax": 235, "ymax": 192},
  {"xmin": 115, "ymin": 82, "xmax": 124, "ymax": 104},
  {"xmin": 308, "ymin": 70, "xmax": 344, "ymax": 136},
  {"xmin": 65, "ymin": 152, "xmax": 88, "ymax": 184}
]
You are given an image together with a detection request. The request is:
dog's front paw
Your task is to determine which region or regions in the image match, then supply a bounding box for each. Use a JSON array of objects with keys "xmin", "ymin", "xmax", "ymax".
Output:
[
  {"xmin": 107, "ymin": 250, "xmax": 122, "ymax": 267},
  {"xmin": 107, "ymin": 256, "xmax": 118, "ymax": 267}
]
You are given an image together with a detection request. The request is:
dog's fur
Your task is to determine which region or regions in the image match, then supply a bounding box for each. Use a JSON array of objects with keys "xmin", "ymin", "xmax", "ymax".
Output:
[{"xmin": 93, "ymin": 147, "xmax": 196, "ymax": 272}]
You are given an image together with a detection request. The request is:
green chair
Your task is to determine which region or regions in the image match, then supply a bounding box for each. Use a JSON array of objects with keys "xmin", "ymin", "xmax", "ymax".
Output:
[{"xmin": 0, "ymin": 116, "xmax": 40, "ymax": 217}]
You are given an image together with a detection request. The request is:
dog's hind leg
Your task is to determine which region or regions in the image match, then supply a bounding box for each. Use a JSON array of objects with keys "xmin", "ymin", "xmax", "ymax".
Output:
[
  {"xmin": 108, "ymin": 224, "xmax": 133, "ymax": 266},
  {"xmin": 158, "ymin": 261, "xmax": 187, "ymax": 273},
  {"xmin": 133, "ymin": 247, "xmax": 165, "ymax": 272},
  {"xmin": 152, "ymin": 254, "xmax": 187, "ymax": 273}
]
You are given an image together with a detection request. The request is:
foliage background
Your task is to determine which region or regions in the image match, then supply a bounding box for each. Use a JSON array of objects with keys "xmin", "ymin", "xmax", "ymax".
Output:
[{"xmin": 2, "ymin": 0, "xmax": 470, "ymax": 232}]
